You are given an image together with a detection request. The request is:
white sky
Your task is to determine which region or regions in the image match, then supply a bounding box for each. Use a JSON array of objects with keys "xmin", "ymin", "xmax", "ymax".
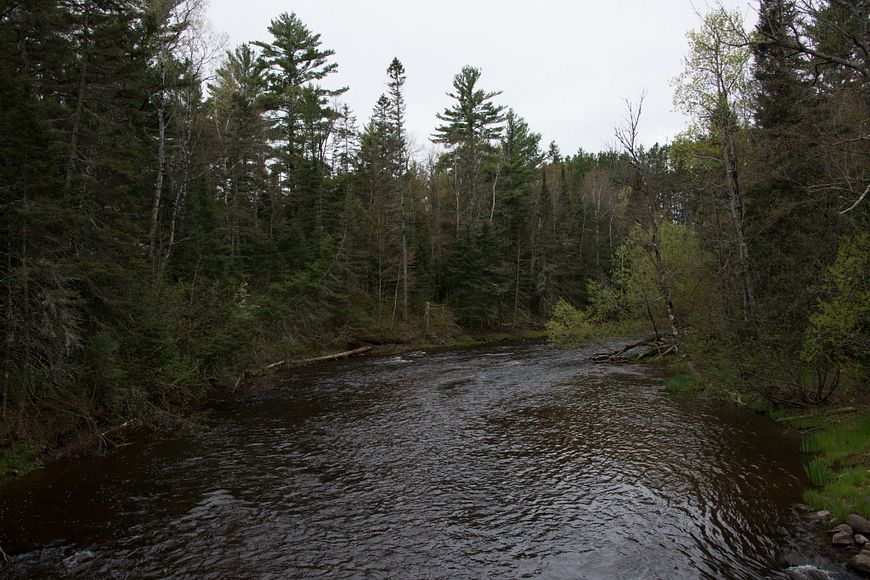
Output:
[{"xmin": 206, "ymin": 0, "xmax": 756, "ymax": 157}]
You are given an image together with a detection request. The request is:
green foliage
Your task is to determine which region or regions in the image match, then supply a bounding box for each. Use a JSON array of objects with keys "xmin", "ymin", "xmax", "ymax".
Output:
[
  {"xmin": 546, "ymin": 299, "xmax": 592, "ymax": 345},
  {"xmin": 423, "ymin": 303, "xmax": 461, "ymax": 343},
  {"xmin": 672, "ymin": 7, "xmax": 753, "ymax": 129},
  {"xmin": 802, "ymin": 234, "xmax": 870, "ymax": 382},
  {"xmin": 445, "ymin": 228, "xmax": 504, "ymax": 328},
  {"xmin": 433, "ymin": 65, "xmax": 505, "ymax": 147},
  {"xmin": 546, "ymin": 221, "xmax": 713, "ymax": 346}
]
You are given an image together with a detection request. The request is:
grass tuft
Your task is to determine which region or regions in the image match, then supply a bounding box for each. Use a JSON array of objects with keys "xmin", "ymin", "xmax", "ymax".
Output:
[
  {"xmin": 665, "ymin": 374, "xmax": 695, "ymax": 395},
  {"xmin": 804, "ymin": 459, "xmax": 833, "ymax": 487}
]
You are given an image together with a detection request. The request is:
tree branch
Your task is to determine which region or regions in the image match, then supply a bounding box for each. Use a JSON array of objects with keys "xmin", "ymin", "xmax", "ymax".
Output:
[{"xmin": 840, "ymin": 183, "xmax": 870, "ymax": 214}]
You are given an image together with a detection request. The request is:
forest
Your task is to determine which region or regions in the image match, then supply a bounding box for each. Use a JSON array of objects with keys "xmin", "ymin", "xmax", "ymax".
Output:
[{"xmin": 0, "ymin": 0, "xmax": 868, "ymax": 472}]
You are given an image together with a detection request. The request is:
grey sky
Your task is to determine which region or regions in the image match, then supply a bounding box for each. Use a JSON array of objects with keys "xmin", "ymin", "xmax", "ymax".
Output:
[{"xmin": 207, "ymin": 0, "xmax": 756, "ymax": 157}]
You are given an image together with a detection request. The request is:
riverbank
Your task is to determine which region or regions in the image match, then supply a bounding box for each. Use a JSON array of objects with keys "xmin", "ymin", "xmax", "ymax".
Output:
[
  {"xmin": 660, "ymin": 366, "xmax": 870, "ymax": 523},
  {"xmin": 0, "ymin": 326, "xmax": 548, "ymax": 482},
  {"xmin": 779, "ymin": 409, "xmax": 870, "ymax": 521}
]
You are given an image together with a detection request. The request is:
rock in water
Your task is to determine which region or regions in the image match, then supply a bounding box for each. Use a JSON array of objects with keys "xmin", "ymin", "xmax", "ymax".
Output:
[
  {"xmin": 832, "ymin": 531, "xmax": 854, "ymax": 546},
  {"xmin": 847, "ymin": 514, "xmax": 870, "ymax": 536},
  {"xmin": 857, "ymin": 534, "xmax": 869, "ymax": 546},
  {"xmin": 785, "ymin": 564, "xmax": 834, "ymax": 580},
  {"xmin": 848, "ymin": 552, "xmax": 870, "ymax": 575},
  {"xmin": 830, "ymin": 523, "xmax": 854, "ymax": 536}
]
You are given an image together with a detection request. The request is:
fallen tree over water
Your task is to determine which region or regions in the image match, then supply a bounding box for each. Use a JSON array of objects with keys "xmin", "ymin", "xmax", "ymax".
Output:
[
  {"xmin": 589, "ymin": 335, "xmax": 675, "ymax": 363},
  {"xmin": 264, "ymin": 346, "xmax": 374, "ymax": 371},
  {"xmin": 233, "ymin": 346, "xmax": 375, "ymax": 390}
]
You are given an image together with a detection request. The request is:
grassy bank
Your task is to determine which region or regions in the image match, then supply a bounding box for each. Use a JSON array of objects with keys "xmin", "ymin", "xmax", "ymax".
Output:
[
  {"xmin": 661, "ymin": 367, "xmax": 870, "ymax": 522},
  {"xmin": 784, "ymin": 412, "xmax": 870, "ymax": 520}
]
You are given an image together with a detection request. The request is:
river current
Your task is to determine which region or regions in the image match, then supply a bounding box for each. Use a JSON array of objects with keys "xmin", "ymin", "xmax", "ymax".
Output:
[{"xmin": 0, "ymin": 342, "xmax": 854, "ymax": 578}]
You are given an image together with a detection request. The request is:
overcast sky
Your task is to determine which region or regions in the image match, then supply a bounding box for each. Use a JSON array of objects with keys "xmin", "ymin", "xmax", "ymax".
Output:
[{"xmin": 206, "ymin": 0, "xmax": 756, "ymax": 157}]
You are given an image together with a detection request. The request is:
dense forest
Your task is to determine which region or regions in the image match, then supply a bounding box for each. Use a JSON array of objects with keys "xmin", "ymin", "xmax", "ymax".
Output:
[{"xmin": 0, "ymin": 0, "xmax": 868, "ymax": 464}]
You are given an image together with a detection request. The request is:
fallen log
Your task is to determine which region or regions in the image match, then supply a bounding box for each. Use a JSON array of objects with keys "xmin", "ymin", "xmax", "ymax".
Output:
[
  {"xmin": 773, "ymin": 406, "xmax": 857, "ymax": 424},
  {"xmin": 264, "ymin": 345, "xmax": 373, "ymax": 371}
]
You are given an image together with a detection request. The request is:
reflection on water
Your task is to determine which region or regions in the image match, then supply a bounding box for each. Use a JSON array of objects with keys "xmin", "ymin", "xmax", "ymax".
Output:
[{"xmin": 0, "ymin": 342, "xmax": 853, "ymax": 578}]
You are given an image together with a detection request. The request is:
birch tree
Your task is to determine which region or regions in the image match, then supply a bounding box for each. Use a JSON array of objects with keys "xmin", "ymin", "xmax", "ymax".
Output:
[{"xmin": 674, "ymin": 7, "xmax": 758, "ymax": 320}]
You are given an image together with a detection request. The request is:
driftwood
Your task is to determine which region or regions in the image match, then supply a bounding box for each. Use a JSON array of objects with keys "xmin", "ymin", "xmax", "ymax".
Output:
[
  {"xmin": 589, "ymin": 335, "xmax": 674, "ymax": 363},
  {"xmin": 263, "ymin": 346, "xmax": 373, "ymax": 371}
]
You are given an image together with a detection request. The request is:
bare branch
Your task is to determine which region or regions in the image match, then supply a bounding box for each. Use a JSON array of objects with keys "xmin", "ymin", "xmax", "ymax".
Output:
[{"xmin": 840, "ymin": 183, "xmax": 870, "ymax": 214}]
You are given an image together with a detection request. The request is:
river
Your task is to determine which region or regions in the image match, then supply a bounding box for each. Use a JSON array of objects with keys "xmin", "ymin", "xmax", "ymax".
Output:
[{"xmin": 0, "ymin": 342, "xmax": 854, "ymax": 578}]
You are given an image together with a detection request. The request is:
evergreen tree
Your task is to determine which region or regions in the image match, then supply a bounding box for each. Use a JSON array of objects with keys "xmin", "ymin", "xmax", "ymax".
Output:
[
  {"xmin": 433, "ymin": 65, "xmax": 505, "ymax": 230},
  {"xmin": 254, "ymin": 12, "xmax": 347, "ymax": 246}
]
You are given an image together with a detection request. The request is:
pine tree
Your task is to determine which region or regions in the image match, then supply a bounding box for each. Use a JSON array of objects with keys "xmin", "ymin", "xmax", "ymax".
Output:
[
  {"xmin": 254, "ymin": 11, "xmax": 347, "ymax": 235},
  {"xmin": 433, "ymin": 66, "xmax": 505, "ymax": 230},
  {"xmin": 386, "ymin": 58, "xmax": 410, "ymax": 321}
]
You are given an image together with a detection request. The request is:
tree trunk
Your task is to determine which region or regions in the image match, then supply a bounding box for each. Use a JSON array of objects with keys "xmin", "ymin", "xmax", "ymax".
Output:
[
  {"xmin": 157, "ymin": 79, "xmax": 195, "ymax": 286},
  {"xmin": 721, "ymin": 122, "xmax": 757, "ymax": 320},
  {"xmin": 229, "ymin": 158, "xmax": 239, "ymax": 267},
  {"xmin": 400, "ymin": 174, "xmax": 409, "ymax": 322},
  {"xmin": 16, "ymin": 157, "xmax": 30, "ymax": 436},
  {"xmin": 649, "ymin": 217, "xmax": 696, "ymax": 375},
  {"xmin": 489, "ymin": 155, "xmax": 500, "ymax": 224},
  {"xmin": 513, "ymin": 235, "xmax": 522, "ymax": 325},
  {"xmin": 64, "ymin": 7, "xmax": 89, "ymax": 195},
  {"xmin": 148, "ymin": 66, "xmax": 166, "ymax": 263}
]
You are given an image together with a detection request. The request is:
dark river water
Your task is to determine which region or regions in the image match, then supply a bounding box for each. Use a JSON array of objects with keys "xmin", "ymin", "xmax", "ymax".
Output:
[{"xmin": 0, "ymin": 342, "xmax": 855, "ymax": 578}]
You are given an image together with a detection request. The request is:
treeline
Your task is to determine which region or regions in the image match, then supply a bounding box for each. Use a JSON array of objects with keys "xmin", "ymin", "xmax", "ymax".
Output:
[
  {"xmin": 1, "ymin": 0, "xmax": 624, "ymax": 447},
  {"xmin": 1, "ymin": 0, "xmax": 868, "ymax": 452},
  {"xmin": 550, "ymin": 1, "xmax": 869, "ymax": 406}
]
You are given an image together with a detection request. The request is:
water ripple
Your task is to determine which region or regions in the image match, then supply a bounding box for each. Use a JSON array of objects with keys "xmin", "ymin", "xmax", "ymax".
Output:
[{"xmin": 0, "ymin": 343, "xmax": 854, "ymax": 578}]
